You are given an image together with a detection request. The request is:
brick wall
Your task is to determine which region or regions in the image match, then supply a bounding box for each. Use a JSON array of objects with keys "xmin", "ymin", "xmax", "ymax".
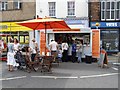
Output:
[
  {"xmin": 89, "ymin": 0, "xmax": 100, "ymax": 21},
  {"xmin": 1, "ymin": 0, "xmax": 36, "ymax": 21}
]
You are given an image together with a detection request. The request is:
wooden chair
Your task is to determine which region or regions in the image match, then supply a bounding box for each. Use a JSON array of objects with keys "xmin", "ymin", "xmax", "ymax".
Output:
[
  {"xmin": 24, "ymin": 53, "xmax": 40, "ymax": 73},
  {"xmin": 41, "ymin": 56, "xmax": 54, "ymax": 73}
]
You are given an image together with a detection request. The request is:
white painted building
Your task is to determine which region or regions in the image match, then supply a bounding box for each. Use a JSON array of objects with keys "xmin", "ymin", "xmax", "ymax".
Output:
[
  {"xmin": 36, "ymin": 0, "xmax": 88, "ymax": 19},
  {"xmin": 35, "ymin": 0, "xmax": 93, "ymax": 57},
  {"xmin": 35, "ymin": 0, "xmax": 89, "ymax": 42}
]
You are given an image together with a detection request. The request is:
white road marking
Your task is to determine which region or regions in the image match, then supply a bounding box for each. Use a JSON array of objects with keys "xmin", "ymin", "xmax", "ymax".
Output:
[
  {"xmin": 0, "ymin": 76, "xmax": 26, "ymax": 81},
  {"xmin": 112, "ymin": 67, "xmax": 118, "ymax": 71},
  {"xmin": 31, "ymin": 76, "xmax": 78, "ymax": 79},
  {"xmin": 31, "ymin": 76, "xmax": 56, "ymax": 79},
  {"xmin": 0, "ymin": 73, "xmax": 118, "ymax": 81},
  {"xmin": 80, "ymin": 73, "xmax": 119, "ymax": 79}
]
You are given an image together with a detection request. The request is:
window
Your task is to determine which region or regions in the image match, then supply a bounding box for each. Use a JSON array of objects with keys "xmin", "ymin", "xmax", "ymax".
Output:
[
  {"xmin": 101, "ymin": 1, "xmax": 120, "ymax": 20},
  {"xmin": 0, "ymin": 2, "xmax": 8, "ymax": 11},
  {"xmin": 48, "ymin": 2, "xmax": 56, "ymax": 17},
  {"xmin": 67, "ymin": 1, "xmax": 75, "ymax": 16},
  {"xmin": 116, "ymin": 1, "xmax": 120, "ymax": 19},
  {"xmin": 101, "ymin": 30, "xmax": 119, "ymax": 52},
  {"xmin": 13, "ymin": 0, "xmax": 22, "ymax": 9}
]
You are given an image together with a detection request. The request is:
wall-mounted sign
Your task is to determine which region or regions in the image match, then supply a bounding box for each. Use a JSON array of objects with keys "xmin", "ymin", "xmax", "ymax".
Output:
[{"xmin": 90, "ymin": 22, "xmax": 120, "ymax": 28}]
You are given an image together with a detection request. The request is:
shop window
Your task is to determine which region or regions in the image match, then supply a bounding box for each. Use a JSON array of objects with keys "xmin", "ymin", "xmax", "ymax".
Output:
[{"xmin": 101, "ymin": 30, "xmax": 119, "ymax": 52}]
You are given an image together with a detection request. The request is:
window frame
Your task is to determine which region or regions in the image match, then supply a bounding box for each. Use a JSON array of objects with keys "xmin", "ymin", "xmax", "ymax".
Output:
[
  {"xmin": 48, "ymin": 2, "xmax": 56, "ymax": 17},
  {"xmin": 13, "ymin": 0, "xmax": 22, "ymax": 10},
  {"xmin": 67, "ymin": 1, "xmax": 75, "ymax": 16},
  {"xmin": 101, "ymin": 1, "xmax": 119, "ymax": 21},
  {"xmin": 0, "ymin": 2, "xmax": 8, "ymax": 11}
]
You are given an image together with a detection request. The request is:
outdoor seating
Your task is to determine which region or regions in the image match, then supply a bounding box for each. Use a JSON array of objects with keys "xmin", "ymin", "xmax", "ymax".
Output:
[
  {"xmin": 24, "ymin": 53, "xmax": 40, "ymax": 73},
  {"xmin": 41, "ymin": 56, "xmax": 54, "ymax": 73}
]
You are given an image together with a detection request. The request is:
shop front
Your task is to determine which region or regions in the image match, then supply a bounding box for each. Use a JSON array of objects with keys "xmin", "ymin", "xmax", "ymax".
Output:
[
  {"xmin": 90, "ymin": 22, "xmax": 120, "ymax": 53},
  {"xmin": 0, "ymin": 22, "xmax": 32, "ymax": 46}
]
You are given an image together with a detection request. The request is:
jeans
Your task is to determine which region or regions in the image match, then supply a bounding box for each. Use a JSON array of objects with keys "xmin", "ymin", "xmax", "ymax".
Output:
[
  {"xmin": 78, "ymin": 52, "xmax": 82, "ymax": 62},
  {"xmin": 72, "ymin": 51, "xmax": 76, "ymax": 62}
]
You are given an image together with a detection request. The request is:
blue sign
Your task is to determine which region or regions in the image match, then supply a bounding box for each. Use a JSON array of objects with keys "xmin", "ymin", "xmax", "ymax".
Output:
[{"xmin": 90, "ymin": 22, "xmax": 120, "ymax": 28}]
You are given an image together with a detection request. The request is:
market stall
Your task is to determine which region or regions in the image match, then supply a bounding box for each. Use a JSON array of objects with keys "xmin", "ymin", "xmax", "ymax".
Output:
[{"xmin": 40, "ymin": 28, "xmax": 100, "ymax": 62}]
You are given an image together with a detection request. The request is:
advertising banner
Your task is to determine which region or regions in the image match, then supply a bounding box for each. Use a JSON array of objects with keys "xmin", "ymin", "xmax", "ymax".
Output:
[{"xmin": 92, "ymin": 29, "xmax": 100, "ymax": 58}]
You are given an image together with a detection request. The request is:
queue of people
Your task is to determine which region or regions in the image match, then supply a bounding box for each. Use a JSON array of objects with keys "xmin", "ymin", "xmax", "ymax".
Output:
[{"xmin": 49, "ymin": 39, "xmax": 83, "ymax": 63}]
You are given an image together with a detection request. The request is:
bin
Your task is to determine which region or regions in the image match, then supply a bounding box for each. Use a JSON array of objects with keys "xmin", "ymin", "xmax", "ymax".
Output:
[{"xmin": 85, "ymin": 54, "xmax": 92, "ymax": 64}]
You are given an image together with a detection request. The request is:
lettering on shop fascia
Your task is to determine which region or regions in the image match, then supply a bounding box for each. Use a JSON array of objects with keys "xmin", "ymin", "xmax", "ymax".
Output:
[
  {"xmin": 0, "ymin": 25, "xmax": 8, "ymax": 29},
  {"xmin": 106, "ymin": 23, "xmax": 117, "ymax": 27}
]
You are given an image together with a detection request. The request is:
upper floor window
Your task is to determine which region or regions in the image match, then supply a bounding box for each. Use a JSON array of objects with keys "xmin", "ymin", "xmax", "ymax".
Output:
[
  {"xmin": 48, "ymin": 2, "xmax": 56, "ymax": 17},
  {"xmin": 0, "ymin": 2, "xmax": 8, "ymax": 11},
  {"xmin": 13, "ymin": 0, "xmax": 22, "ymax": 9},
  {"xmin": 67, "ymin": 1, "xmax": 75, "ymax": 16},
  {"xmin": 101, "ymin": 1, "xmax": 120, "ymax": 20}
]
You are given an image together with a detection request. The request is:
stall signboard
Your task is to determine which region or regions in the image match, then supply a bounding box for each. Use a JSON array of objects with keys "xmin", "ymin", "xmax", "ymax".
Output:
[
  {"xmin": 40, "ymin": 32, "xmax": 50, "ymax": 55},
  {"xmin": 40, "ymin": 32, "xmax": 46, "ymax": 55},
  {"xmin": 92, "ymin": 29, "xmax": 100, "ymax": 58}
]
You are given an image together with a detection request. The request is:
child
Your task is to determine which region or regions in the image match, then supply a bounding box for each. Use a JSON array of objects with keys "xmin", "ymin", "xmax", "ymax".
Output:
[{"xmin": 57, "ymin": 47, "xmax": 62, "ymax": 62}]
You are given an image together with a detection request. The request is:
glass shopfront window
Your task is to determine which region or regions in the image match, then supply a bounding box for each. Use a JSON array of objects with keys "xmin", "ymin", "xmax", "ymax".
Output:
[
  {"xmin": 101, "ymin": 29, "xmax": 119, "ymax": 52},
  {"xmin": 2, "ymin": 31, "xmax": 29, "ymax": 44}
]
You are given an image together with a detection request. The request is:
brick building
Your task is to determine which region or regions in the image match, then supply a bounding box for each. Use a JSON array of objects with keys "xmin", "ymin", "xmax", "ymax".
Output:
[
  {"xmin": 1, "ymin": 0, "xmax": 36, "ymax": 21},
  {"xmin": 89, "ymin": 0, "xmax": 120, "ymax": 53},
  {"xmin": 0, "ymin": 0, "xmax": 36, "ymax": 45}
]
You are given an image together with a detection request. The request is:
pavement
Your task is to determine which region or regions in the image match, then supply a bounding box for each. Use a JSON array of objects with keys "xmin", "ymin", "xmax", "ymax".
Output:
[{"xmin": 0, "ymin": 55, "xmax": 119, "ymax": 88}]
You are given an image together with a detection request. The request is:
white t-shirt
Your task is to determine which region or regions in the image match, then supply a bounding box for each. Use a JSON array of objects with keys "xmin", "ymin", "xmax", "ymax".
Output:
[
  {"xmin": 0, "ymin": 40, "xmax": 4, "ymax": 49},
  {"xmin": 14, "ymin": 43, "xmax": 20, "ymax": 51},
  {"xmin": 31, "ymin": 41, "xmax": 38, "ymax": 54},
  {"xmin": 49, "ymin": 41, "xmax": 58, "ymax": 51},
  {"xmin": 62, "ymin": 43, "xmax": 69, "ymax": 50}
]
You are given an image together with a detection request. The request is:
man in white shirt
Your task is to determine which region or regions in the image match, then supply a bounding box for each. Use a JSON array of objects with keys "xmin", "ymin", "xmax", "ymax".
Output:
[
  {"xmin": 49, "ymin": 40, "xmax": 58, "ymax": 61},
  {"xmin": 31, "ymin": 39, "xmax": 38, "ymax": 61},
  {"xmin": 62, "ymin": 40, "xmax": 69, "ymax": 62}
]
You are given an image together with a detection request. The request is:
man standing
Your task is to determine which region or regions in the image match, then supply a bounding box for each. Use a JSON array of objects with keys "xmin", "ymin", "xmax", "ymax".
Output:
[
  {"xmin": 49, "ymin": 40, "xmax": 58, "ymax": 61},
  {"xmin": 72, "ymin": 40, "xmax": 77, "ymax": 63},
  {"xmin": 31, "ymin": 39, "xmax": 38, "ymax": 61}
]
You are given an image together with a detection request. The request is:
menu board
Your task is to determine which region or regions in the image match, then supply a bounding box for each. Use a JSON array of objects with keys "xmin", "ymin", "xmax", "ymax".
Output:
[{"xmin": 92, "ymin": 30, "xmax": 100, "ymax": 58}]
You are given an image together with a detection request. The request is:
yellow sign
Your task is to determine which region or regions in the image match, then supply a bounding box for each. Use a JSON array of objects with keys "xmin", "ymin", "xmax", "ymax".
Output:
[{"xmin": 0, "ymin": 22, "xmax": 32, "ymax": 32}]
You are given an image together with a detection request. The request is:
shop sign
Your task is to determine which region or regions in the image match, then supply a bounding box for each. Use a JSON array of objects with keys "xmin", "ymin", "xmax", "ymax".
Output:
[
  {"xmin": 65, "ymin": 19, "xmax": 88, "ymax": 27},
  {"xmin": 0, "ymin": 25, "xmax": 8, "ymax": 29},
  {"xmin": 90, "ymin": 22, "xmax": 120, "ymax": 28}
]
